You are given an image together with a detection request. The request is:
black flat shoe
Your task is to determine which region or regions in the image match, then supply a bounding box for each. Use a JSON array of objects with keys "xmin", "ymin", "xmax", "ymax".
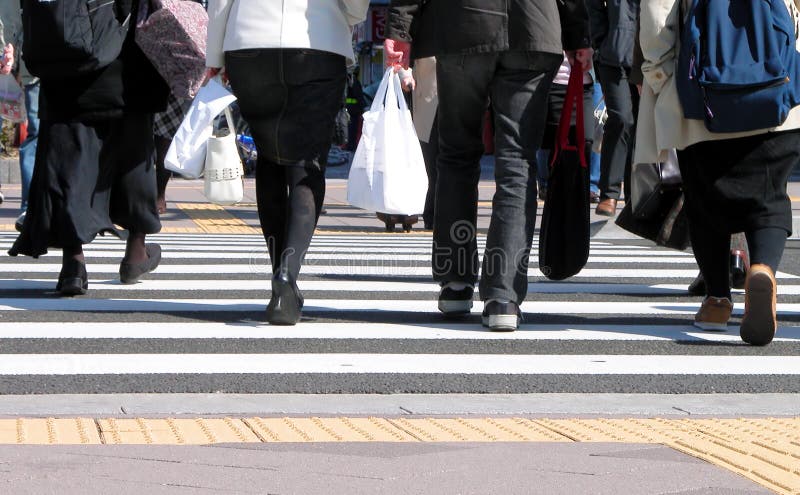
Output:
[
  {"xmin": 119, "ymin": 243, "xmax": 162, "ymax": 284},
  {"xmin": 266, "ymin": 269, "xmax": 303, "ymax": 325},
  {"xmin": 56, "ymin": 259, "xmax": 88, "ymax": 296}
]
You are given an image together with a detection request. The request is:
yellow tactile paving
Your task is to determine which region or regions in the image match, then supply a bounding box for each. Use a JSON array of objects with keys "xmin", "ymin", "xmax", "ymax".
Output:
[
  {"xmin": 0, "ymin": 418, "xmax": 101, "ymax": 445},
  {"xmin": 1, "ymin": 417, "xmax": 799, "ymax": 493},
  {"xmin": 174, "ymin": 203, "xmax": 258, "ymax": 234},
  {"xmin": 97, "ymin": 418, "xmax": 260, "ymax": 445}
]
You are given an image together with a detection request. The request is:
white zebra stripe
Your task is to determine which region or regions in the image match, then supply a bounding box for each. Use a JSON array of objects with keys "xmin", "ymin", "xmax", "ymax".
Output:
[
  {"xmin": 1, "ymin": 264, "xmax": 795, "ymax": 279},
  {"xmin": 0, "ymin": 322, "xmax": 797, "ymax": 341},
  {"xmin": 1, "ymin": 298, "xmax": 799, "ymax": 314}
]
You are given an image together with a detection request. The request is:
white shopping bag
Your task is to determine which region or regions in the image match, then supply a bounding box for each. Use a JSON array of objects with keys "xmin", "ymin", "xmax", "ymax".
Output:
[
  {"xmin": 347, "ymin": 68, "xmax": 427, "ymax": 215},
  {"xmin": 165, "ymin": 78, "xmax": 237, "ymax": 178}
]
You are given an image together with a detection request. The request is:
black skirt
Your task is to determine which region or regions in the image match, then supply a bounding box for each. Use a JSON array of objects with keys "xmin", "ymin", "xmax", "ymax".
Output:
[
  {"xmin": 9, "ymin": 113, "xmax": 161, "ymax": 258},
  {"xmin": 677, "ymin": 129, "xmax": 800, "ymax": 236}
]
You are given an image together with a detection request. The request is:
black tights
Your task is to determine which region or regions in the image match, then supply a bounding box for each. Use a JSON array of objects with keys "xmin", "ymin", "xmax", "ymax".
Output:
[
  {"xmin": 691, "ymin": 224, "xmax": 787, "ymax": 299},
  {"xmin": 256, "ymin": 162, "xmax": 325, "ymax": 280}
]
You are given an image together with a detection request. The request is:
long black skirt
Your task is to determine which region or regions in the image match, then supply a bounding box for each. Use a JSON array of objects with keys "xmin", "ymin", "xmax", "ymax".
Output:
[
  {"xmin": 677, "ymin": 129, "xmax": 800, "ymax": 236},
  {"xmin": 9, "ymin": 113, "xmax": 161, "ymax": 258}
]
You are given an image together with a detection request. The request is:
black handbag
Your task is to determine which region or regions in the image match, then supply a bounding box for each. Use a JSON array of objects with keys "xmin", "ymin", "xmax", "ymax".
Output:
[
  {"xmin": 616, "ymin": 193, "xmax": 691, "ymax": 251},
  {"xmin": 630, "ymin": 150, "xmax": 682, "ymax": 220},
  {"xmin": 538, "ymin": 63, "xmax": 590, "ymax": 280}
]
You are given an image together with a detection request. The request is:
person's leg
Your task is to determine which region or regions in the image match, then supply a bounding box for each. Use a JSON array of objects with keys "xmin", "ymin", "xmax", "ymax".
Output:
[
  {"xmin": 479, "ymin": 51, "xmax": 559, "ymax": 329},
  {"xmin": 19, "ymin": 81, "xmax": 40, "ymax": 213},
  {"xmin": 677, "ymin": 147, "xmax": 733, "ymax": 330},
  {"xmin": 595, "ymin": 64, "xmax": 635, "ymax": 212},
  {"xmin": 745, "ymin": 228, "xmax": 786, "ymax": 274},
  {"xmin": 535, "ymin": 148, "xmax": 549, "ymax": 197},
  {"xmin": 590, "ymin": 80, "xmax": 602, "ymax": 197},
  {"xmin": 154, "ymin": 135, "xmax": 172, "ymax": 214},
  {"xmin": 741, "ymin": 227, "xmax": 786, "ymax": 345},
  {"xmin": 255, "ymin": 160, "xmax": 288, "ymax": 272},
  {"xmin": 106, "ymin": 113, "xmax": 162, "ymax": 283},
  {"xmin": 421, "ymin": 112, "xmax": 439, "ymax": 229},
  {"xmin": 281, "ymin": 165, "xmax": 326, "ymax": 281},
  {"xmin": 434, "ymin": 53, "xmax": 496, "ymax": 289}
]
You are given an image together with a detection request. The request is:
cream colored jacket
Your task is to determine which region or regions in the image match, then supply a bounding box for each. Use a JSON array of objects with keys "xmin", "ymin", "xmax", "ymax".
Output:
[
  {"xmin": 635, "ymin": 0, "xmax": 800, "ymax": 164},
  {"xmin": 206, "ymin": 0, "xmax": 370, "ymax": 68}
]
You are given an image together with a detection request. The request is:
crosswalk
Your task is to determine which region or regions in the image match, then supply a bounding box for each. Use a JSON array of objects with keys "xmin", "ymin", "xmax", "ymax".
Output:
[{"xmin": 0, "ymin": 231, "xmax": 798, "ymax": 395}]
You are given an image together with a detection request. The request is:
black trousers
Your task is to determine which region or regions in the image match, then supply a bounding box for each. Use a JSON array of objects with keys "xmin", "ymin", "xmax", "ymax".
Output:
[
  {"xmin": 434, "ymin": 50, "xmax": 560, "ymax": 304},
  {"xmin": 596, "ymin": 63, "xmax": 638, "ymax": 201}
]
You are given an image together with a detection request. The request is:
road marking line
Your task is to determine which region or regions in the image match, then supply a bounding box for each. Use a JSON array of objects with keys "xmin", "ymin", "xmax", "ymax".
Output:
[{"xmin": 0, "ymin": 322, "xmax": 797, "ymax": 340}]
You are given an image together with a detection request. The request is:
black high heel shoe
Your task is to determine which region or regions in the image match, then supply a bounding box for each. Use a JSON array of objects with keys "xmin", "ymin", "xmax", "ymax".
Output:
[
  {"xmin": 266, "ymin": 268, "xmax": 303, "ymax": 325},
  {"xmin": 56, "ymin": 259, "xmax": 88, "ymax": 296}
]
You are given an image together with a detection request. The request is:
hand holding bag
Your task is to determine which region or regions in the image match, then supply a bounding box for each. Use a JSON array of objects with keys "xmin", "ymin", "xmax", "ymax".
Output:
[
  {"xmin": 347, "ymin": 67, "xmax": 428, "ymax": 215},
  {"xmin": 165, "ymin": 78, "xmax": 237, "ymax": 178},
  {"xmin": 538, "ymin": 62, "xmax": 591, "ymax": 280},
  {"xmin": 204, "ymin": 107, "xmax": 244, "ymax": 205}
]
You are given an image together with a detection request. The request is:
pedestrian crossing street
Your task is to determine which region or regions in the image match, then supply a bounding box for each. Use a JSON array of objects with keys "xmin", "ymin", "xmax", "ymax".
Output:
[{"xmin": 0, "ymin": 231, "xmax": 798, "ymax": 395}]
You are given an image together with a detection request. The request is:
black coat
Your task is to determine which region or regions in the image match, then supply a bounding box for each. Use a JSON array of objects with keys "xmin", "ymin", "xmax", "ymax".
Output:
[
  {"xmin": 38, "ymin": 0, "xmax": 169, "ymax": 121},
  {"xmin": 387, "ymin": 0, "xmax": 591, "ymax": 57},
  {"xmin": 587, "ymin": 0, "xmax": 640, "ymax": 69}
]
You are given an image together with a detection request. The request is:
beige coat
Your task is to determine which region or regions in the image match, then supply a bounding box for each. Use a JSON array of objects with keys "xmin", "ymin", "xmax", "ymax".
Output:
[{"xmin": 634, "ymin": 0, "xmax": 800, "ymax": 164}]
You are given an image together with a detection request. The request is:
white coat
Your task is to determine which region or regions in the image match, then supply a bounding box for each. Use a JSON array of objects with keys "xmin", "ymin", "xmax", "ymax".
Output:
[{"xmin": 206, "ymin": 0, "xmax": 370, "ymax": 68}]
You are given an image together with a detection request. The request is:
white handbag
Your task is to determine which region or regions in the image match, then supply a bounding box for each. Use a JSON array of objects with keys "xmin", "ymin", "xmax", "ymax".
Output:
[
  {"xmin": 203, "ymin": 107, "xmax": 244, "ymax": 205},
  {"xmin": 165, "ymin": 78, "xmax": 237, "ymax": 179}
]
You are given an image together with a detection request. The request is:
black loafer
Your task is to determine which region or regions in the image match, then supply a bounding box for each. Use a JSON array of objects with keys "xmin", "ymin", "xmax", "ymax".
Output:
[
  {"xmin": 56, "ymin": 259, "xmax": 88, "ymax": 296},
  {"xmin": 119, "ymin": 243, "xmax": 162, "ymax": 284},
  {"xmin": 266, "ymin": 269, "xmax": 303, "ymax": 325}
]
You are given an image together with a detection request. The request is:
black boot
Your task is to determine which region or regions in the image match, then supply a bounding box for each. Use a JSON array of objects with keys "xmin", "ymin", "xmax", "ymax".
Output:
[{"xmin": 266, "ymin": 267, "xmax": 303, "ymax": 325}]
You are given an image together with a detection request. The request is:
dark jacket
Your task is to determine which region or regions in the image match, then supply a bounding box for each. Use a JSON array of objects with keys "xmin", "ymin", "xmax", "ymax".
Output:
[
  {"xmin": 587, "ymin": 0, "xmax": 640, "ymax": 69},
  {"xmin": 39, "ymin": 0, "xmax": 169, "ymax": 121},
  {"xmin": 387, "ymin": 0, "xmax": 591, "ymax": 57}
]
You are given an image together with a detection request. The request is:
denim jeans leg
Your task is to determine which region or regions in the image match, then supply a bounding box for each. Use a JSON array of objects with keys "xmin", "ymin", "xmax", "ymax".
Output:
[
  {"xmin": 535, "ymin": 148, "xmax": 550, "ymax": 191},
  {"xmin": 19, "ymin": 82, "xmax": 40, "ymax": 212},
  {"xmin": 596, "ymin": 63, "xmax": 635, "ymax": 201},
  {"xmin": 590, "ymin": 81, "xmax": 602, "ymax": 194},
  {"xmin": 479, "ymin": 52, "xmax": 558, "ymax": 305},
  {"xmin": 433, "ymin": 54, "xmax": 497, "ymax": 287}
]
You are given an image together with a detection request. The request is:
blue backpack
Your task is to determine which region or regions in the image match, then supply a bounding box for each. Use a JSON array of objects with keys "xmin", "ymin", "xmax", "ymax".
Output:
[{"xmin": 676, "ymin": 0, "xmax": 800, "ymax": 133}]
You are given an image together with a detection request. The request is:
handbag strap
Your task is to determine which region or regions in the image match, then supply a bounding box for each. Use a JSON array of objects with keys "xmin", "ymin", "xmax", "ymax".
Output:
[{"xmin": 551, "ymin": 59, "xmax": 587, "ymax": 169}]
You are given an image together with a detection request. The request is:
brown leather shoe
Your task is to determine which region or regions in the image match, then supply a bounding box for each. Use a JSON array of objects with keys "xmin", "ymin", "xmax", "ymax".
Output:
[
  {"xmin": 595, "ymin": 198, "xmax": 617, "ymax": 216},
  {"xmin": 694, "ymin": 296, "xmax": 733, "ymax": 331},
  {"xmin": 740, "ymin": 264, "xmax": 777, "ymax": 346}
]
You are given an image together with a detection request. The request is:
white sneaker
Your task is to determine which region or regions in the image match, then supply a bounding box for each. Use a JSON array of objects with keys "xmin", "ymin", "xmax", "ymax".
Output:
[{"xmin": 0, "ymin": 190, "xmax": 4, "ymax": 204}]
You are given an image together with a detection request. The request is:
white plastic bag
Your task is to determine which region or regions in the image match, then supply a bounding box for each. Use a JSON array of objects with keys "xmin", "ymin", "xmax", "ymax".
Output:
[
  {"xmin": 0, "ymin": 74, "xmax": 26, "ymax": 123},
  {"xmin": 347, "ymin": 68, "xmax": 427, "ymax": 215},
  {"xmin": 165, "ymin": 78, "xmax": 237, "ymax": 178},
  {"xmin": 204, "ymin": 107, "xmax": 244, "ymax": 205}
]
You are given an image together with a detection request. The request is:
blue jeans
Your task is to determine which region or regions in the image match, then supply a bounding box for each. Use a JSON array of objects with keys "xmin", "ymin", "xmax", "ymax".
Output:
[
  {"xmin": 590, "ymin": 81, "xmax": 602, "ymax": 194},
  {"xmin": 19, "ymin": 81, "xmax": 40, "ymax": 212},
  {"xmin": 434, "ymin": 51, "xmax": 560, "ymax": 304}
]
